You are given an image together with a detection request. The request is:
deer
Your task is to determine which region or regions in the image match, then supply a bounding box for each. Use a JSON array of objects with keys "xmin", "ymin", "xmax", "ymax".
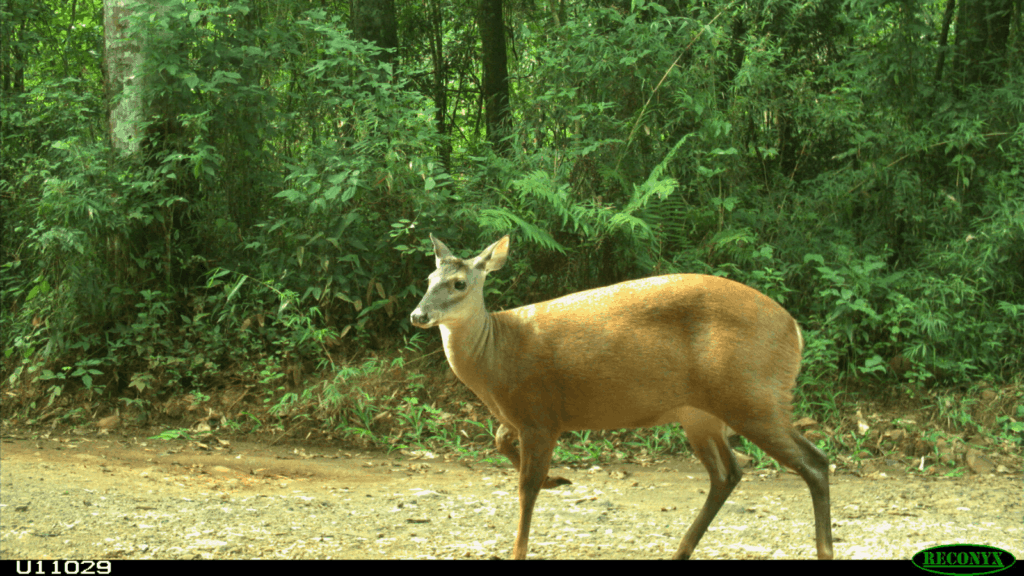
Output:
[{"xmin": 409, "ymin": 234, "xmax": 833, "ymax": 560}]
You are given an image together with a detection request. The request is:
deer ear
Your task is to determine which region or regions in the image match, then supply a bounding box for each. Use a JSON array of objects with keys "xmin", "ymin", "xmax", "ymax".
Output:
[
  {"xmin": 430, "ymin": 234, "xmax": 453, "ymax": 268},
  {"xmin": 473, "ymin": 236, "xmax": 509, "ymax": 272}
]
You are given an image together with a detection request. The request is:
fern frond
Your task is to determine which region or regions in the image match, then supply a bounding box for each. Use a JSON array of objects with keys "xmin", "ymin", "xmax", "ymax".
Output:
[{"xmin": 478, "ymin": 208, "xmax": 566, "ymax": 253}]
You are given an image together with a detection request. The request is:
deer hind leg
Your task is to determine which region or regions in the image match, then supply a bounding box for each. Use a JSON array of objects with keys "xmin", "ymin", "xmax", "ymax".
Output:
[
  {"xmin": 496, "ymin": 424, "xmax": 571, "ymax": 489},
  {"xmin": 730, "ymin": 415, "xmax": 834, "ymax": 559},
  {"xmin": 673, "ymin": 408, "xmax": 742, "ymax": 559}
]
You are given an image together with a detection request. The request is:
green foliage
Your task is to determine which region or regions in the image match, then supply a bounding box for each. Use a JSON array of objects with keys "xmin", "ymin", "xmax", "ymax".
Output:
[
  {"xmin": 1, "ymin": 0, "xmax": 1021, "ymax": 449},
  {"xmin": 1, "ymin": 2, "xmax": 447, "ymax": 415},
  {"xmin": 150, "ymin": 428, "xmax": 194, "ymax": 441}
]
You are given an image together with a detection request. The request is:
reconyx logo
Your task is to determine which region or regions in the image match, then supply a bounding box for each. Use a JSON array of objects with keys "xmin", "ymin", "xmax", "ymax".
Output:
[{"xmin": 912, "ymin": 544, "xmax": 1016, "ymax": 576}]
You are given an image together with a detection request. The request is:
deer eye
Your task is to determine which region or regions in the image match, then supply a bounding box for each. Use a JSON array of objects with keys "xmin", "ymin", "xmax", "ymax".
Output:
[{"xmin": 453, "ymin": 280, "xmax": 467, "ymax": 291}]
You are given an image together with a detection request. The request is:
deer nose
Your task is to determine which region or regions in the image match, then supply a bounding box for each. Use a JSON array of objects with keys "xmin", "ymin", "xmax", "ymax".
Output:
[{"xmin": 410, "ymin": 309, "xmax": 431, "ymax": 328}]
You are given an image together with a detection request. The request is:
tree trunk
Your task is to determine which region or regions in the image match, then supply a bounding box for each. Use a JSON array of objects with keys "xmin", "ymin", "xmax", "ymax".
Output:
[
  {"xmin": 104, "ymin": 0, "xmax": 197, "ymax": 290},
  {"xmin": 103, "ymin": 0, "xmax": 145, "ymax": 154},
  {"xmin": 1, "ymin": 10, "xmax": 30, "ymax": 94},
  {"xmin": 350, "ymin": 0, "xmax": 398, "ymax": 64},
  {"xmin": 477, "ymin": 0, "xmax": 511, "ymax": 155},
  {"xmin": 429, "ymin": 0, "xmax": 452, "ymax": 169},
  {"xmin": 953, "ymin": 0, "xmax": 1012, "ymax": 86},
  {"xmin": 933, "ymin": 0, "xmax": 957, "ymax": 83}
]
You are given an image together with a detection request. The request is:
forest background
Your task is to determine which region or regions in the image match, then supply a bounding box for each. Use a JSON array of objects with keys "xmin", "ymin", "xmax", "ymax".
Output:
[{"xmin": 1, "ymin": 0, "xmax": 1021, "ymax": 467}]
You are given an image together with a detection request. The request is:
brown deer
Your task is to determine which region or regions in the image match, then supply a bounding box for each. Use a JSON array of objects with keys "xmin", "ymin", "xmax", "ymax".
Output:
[{"xmin": 410, "ymin": 234, "xmax": 833, "ymax": 559}]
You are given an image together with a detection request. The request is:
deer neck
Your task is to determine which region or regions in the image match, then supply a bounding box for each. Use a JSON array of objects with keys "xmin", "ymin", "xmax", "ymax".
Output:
[{"xmin": 438, "ymin": 305, "xmax": 506, "ymax": 394}]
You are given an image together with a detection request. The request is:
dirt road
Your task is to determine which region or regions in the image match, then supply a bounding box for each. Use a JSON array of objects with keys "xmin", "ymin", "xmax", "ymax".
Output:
[{"xmin": 1, "ymin": 431, "xmax": 1020, "ymax": 559}]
